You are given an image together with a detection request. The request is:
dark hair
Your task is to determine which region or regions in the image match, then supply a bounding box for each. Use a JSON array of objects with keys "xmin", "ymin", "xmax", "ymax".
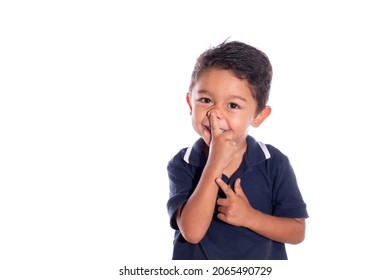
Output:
[{"xmin": 189, "ymin": 40, "xmax": 272, "ymax": 113}]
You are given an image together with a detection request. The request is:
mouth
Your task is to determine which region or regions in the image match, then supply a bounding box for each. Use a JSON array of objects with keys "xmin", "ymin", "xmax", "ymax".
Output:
[{"xmin": 203, "ymin": 125, "xmax": 226, "ymax": 133}]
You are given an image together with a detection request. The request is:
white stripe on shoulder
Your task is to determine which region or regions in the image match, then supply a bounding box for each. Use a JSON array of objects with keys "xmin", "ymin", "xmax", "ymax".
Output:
[
  {"xmin": 257, "ymin": 141, "xmax": 271, "ymax": 160},
  {"xmin": 183, "ymin": 145, "xmax": 193, "ymax": 164}
]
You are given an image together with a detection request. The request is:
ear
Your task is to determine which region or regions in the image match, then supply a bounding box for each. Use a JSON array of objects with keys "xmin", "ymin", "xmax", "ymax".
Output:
[
  {"xmin": 252, "ymin": 106, "xmax": 271, "ymax": 127},
  {"xmin": 186, "ymin": 92, "xmax": 193, "ymax": 114}
]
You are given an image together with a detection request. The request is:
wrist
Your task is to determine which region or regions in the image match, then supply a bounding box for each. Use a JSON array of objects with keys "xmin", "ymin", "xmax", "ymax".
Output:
[{"xmin": 244, "ymin": 208, "xmax": 261, "ymax": 229}]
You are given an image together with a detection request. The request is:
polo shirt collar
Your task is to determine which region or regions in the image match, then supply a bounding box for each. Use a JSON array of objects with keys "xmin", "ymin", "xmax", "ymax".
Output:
[{"xmin": 183, "ymin": 135, "xmax": 271, "ymax": 167}]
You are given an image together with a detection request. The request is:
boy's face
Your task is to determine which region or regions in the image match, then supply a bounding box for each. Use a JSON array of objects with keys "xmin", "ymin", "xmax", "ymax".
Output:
[{"xmin": 187, "ymin": 68, "xmax": 270, "ymax": 150}]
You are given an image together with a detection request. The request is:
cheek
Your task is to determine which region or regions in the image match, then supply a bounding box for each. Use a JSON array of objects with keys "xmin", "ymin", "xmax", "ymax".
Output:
[
  {"xmin": 191, "ymin": 110, "xmax": 205, "ymax": 128},
  {"xmin": 228, "ymin": 117, "xmax": 245, "ymax": 129},
  {"xmin": 192, "ymin": 107, "xmax": 206, "ymax": 120},
  {"xmin": 228, "ymin": 115, "xmax": 253, "ymax": 132}
]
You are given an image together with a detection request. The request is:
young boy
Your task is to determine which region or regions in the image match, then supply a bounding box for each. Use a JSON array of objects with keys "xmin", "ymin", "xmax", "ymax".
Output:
[{"xmin": 166, "ymin": 40, "xmax": 308, "ymax": 260}]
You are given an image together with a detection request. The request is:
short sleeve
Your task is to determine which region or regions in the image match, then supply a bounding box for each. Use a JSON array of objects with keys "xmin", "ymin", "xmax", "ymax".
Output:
[
  {"xmin": 271, "ymin": 155, "xmax": 308, "ymax": 218},
  {"xmin": 166, "ymin": 151, "xmax": 197, "ymax": 230}
]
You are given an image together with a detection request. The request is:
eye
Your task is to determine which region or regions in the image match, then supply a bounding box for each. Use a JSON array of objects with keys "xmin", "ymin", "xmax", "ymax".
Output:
[
  {"xmin": 198, "ymin": 97, "xmax": 212, "ymax": 104},
  {"xmin": 228, "ymin": 103, "xmax": 240, "ymax": 109}
]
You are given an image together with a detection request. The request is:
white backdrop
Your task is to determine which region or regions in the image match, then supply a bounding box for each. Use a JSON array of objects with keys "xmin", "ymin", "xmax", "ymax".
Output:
[{"xmin": 1, "ymin": 1, "xmax": 389, "ymax": 279}]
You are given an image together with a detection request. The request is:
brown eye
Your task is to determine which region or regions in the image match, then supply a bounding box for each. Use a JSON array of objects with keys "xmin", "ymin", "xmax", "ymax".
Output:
[
  {"xmin": 199, "ymin": 98, "xmax": 212, "ymax": 104},
  {"xmin": 228, "ymin": 103, "xmax": 240, "ymax": 109}
]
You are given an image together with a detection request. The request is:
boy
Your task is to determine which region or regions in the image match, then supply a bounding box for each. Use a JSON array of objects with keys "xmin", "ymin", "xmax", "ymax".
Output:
[{"xmin": 166, "ymin": 40, "xmax": 308, "ymax": 260}]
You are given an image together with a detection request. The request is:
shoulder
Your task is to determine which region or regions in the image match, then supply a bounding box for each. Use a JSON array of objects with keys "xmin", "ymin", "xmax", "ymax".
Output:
[
  {"xmin": 263, "ymin": 144, "xmax": 294, "ymax": 177},
  {"xmin": 265, "ymin": 144, "xmax": 289, "ymax": 163},
  {"xmin": 168, "ymin": 147, "xmax": 188, "ymax": 168},
  {"xmin": 261, "ymin": 144, "xmax": 299, "ymax": 186},
  {"xmin": 169, "ymin": 138, "xmax": 207, "ymax": 167},
  {"xmin": 247, "ymin": 136, "xmax": 295, "ymax": 180},
  {"xmin": 246, "ymin": 135, "xmax": 289, "ymax": 166},
  {"xmin": 166, "ymin": 147, "xmax": 196, "ymax": 184}
]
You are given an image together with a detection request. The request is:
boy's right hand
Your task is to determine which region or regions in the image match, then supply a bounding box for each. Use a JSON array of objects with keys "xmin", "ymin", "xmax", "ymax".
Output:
[{"xmin": 207, "ymin": 112, "xmax": 237, "ymax": 172}]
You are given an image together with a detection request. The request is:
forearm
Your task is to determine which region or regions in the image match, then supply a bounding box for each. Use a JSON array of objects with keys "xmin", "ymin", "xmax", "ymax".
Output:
[
  {"xmin": 177, "ymin": 165, "xmax": 222, "ymax": 244},
  {"xmin": 245, "ymin": 209, "xmax": 306, "ymax": 244}
]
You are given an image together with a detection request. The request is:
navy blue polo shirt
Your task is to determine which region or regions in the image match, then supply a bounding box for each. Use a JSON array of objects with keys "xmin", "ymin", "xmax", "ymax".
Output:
[{"xmin": 167, "ymin": 135, "xmax": 308, "ymax": 260}]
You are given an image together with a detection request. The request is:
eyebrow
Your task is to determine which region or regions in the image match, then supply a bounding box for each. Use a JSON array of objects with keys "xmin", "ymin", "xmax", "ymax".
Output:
[
  {"xmin": 227, "ymin": 95, "xmax": 248, "ymax": 102},
  {"xmin": 197, "ymin": 90, "xmax": 248, "ymax": 102}
]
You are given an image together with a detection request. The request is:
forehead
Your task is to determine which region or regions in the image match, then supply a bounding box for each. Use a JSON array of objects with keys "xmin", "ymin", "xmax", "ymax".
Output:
[{"xmin": 192, "ymin": 68, "xmax": 253, "ymax": 98}]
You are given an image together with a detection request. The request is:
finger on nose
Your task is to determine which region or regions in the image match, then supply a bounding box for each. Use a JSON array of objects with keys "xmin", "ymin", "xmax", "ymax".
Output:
[
  {"xmin": 207, "ymin": 110, "xmax": 220, "ymax": 119},
  {"xmin": 208, "ymin": 112, "xmax": 218, "ymax": 127}
]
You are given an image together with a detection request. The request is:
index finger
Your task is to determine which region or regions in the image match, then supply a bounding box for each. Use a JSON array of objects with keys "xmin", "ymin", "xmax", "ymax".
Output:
[
  {"xmin": 209, "ymin": 111, "xmax": 220, "ymax": 136},
  {"xmin": 216, "ymin": 178, "xmax": 235, "ymax": 198}
]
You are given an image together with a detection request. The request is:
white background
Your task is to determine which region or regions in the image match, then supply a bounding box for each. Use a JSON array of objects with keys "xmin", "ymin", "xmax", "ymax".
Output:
[{"xmin": 1, "ymin": 0, "xmax": 389, "ymax": 279}]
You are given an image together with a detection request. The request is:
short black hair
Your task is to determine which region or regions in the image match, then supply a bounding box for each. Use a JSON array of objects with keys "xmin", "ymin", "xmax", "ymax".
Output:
[{"xmin": 189, "ymin": 40, "xmax": 272, "ymax": 113}]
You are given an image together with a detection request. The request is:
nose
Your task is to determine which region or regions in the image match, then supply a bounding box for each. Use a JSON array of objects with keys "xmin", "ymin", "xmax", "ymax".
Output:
[{"xmin": 207, "ymin": 109, "xmax": 222, "ymax": 120}]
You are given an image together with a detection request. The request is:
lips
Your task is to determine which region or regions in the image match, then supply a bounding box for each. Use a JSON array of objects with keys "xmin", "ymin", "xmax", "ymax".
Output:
[{"xmin": 203, "ymin": 125, "xmax": 226, "ymax": 133}]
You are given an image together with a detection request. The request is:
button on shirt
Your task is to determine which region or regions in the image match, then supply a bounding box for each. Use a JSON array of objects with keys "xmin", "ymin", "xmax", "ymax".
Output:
[{"xmin": 167, "ymin": 135, "xmax": 308, "ymax": 260}]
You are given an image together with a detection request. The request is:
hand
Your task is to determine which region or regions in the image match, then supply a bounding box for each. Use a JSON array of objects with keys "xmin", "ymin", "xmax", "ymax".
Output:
[
  {"xmin": 216, "ymin": 178, "xmax": 254, "ymax": 227},
  {"xmin": 207, "ymin": 112, "xmax": 237, "ymax": 171}
]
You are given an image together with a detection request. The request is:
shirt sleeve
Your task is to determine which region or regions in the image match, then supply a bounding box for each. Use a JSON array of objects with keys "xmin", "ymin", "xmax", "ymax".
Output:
[
  {"xmin": 271, "ymin": 154, "xmax": 309, "ymax": 219},
  {"xmin": 166, "ymin": 152, "xmax": 196, "ymax": 230}
]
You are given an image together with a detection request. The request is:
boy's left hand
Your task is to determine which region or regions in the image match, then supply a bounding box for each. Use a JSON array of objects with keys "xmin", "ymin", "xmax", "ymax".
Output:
[{"xmin": 216, "ymin": 178, "xmax": 254, "ymax": 227}]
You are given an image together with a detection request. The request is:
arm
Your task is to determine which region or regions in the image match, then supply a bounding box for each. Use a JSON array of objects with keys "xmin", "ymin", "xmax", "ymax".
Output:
[
  {"xmin": 245, "ymin": 211, "xmax": 305, "ymax": 244},
  {"xmin": 176, "ymin": 112, "xmax": 237, "ymax": 244},
  {"xmin": 216, "ymin": 178, "xmax": 306, "ymax": 244},
  {"xmin": 176, "ymin": 164, "xmax": 221, "ymax": 244}
]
